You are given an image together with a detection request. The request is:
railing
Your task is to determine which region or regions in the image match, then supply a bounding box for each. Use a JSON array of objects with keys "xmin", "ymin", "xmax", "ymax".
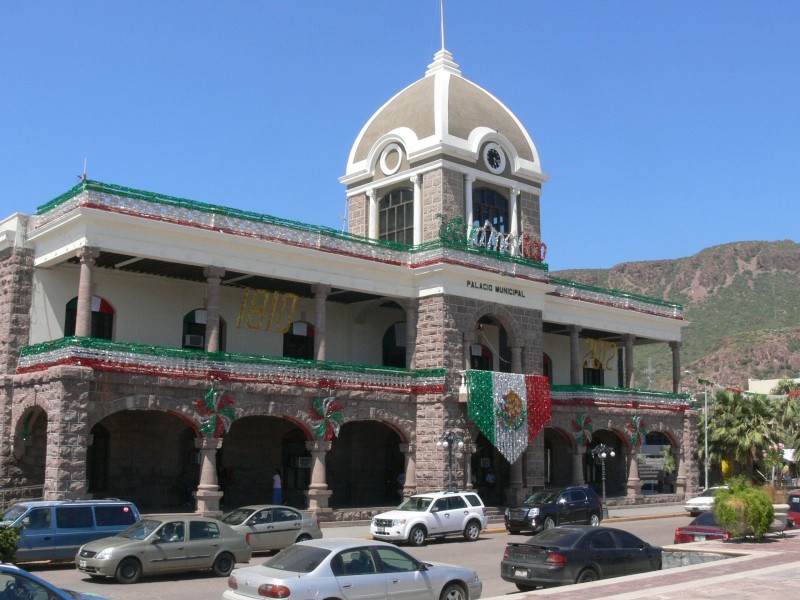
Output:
[{"xmin": 0, "ymin": 485, "xmax": 44, "ymax": 512}]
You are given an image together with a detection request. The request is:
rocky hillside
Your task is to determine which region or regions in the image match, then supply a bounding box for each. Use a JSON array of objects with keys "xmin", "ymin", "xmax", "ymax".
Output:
[{"xmin": 553, "ymin": 240, "xmax": 800, "ymax": 394}]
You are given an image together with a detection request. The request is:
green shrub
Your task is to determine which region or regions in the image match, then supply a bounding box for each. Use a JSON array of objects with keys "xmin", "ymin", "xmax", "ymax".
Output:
[
  {"xmin": 0, "ymin": 525, "xmax": 21, "ymax": 563},
  {"xmin": 714, "ymin": 476, "xmax": 774, "ymax": 540}
]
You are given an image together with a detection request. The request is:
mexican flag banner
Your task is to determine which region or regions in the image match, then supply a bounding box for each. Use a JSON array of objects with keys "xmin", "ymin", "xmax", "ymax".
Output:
[{"xmin": 466, "ymin": 371, "xmax": 551, "ymax": 463}]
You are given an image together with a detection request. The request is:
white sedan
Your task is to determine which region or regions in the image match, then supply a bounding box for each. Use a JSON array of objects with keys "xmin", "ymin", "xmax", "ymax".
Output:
[
  {"xmin": 684, "ymin": 486, "xmax": 729, "ymax": 516},
  {"xmin": 222, "ymin": 538, "xmax": 482, "ymax": 600}
]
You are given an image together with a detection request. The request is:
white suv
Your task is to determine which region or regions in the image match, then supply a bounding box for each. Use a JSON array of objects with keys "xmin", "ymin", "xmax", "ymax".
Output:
[{"xmin": 370, "ymin": 490, "xmax": 489, "ymax": 546}]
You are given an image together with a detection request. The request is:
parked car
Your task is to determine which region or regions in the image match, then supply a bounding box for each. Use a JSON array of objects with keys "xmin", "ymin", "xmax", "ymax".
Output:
[
  {"xmin": 75, "ymin": 514, "xmax": 251, "ymax": 583},
  {"xmin": 0, "ymin": 563, "xmax": 110, "ymax": 600},
  {"xmin": 684, "ymin": 486, "xmax": 729, "ymax": 516},
  {"xmin": 0, "ymin": 499, "xmax": 140, "ymax": 563},
  {"xmin": 788, "ymin": 490, "xmax": 800, "ymax": 527},
  {"xmin": 500, "ymin": 525, "xmax": 662, "ymax": 591},
  {"xmin": 220, "ymin": 504, "xmax": 322, "ymax": 552},
  {"xmin": 370, "ymin": 490, "xmax": 488, "ymax": 546},
  {"xmin": 504, "ymin": 486, "xmax": 603, "ymax": 534},
  {"xmin": 674, "ymin": 511, "xmax": 731, "ymax": 543},
  {"xmin": 222, "ymin": 537, "xmax": 482, "ymax": 600}
]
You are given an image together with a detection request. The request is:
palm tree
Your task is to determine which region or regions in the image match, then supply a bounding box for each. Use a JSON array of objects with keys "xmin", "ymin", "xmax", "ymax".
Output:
[
  {"xmin": 771, "ymin": 378, "xmax": 800, "ymax": 450},
  {"xmin": 707, "ymin": 388, "xmax": 773, "ymax": 480}
]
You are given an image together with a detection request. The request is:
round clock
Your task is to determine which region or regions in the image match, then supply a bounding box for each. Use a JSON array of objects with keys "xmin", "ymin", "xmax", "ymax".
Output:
[{"xmin": 483, "ymin": 143, "xmax": 506, "ymax": 174}]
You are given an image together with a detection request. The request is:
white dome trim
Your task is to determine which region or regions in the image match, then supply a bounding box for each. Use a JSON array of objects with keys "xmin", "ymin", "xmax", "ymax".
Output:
[{"xmin": 363, "ymin": 129, "xmax": 420, "ymax": 176}]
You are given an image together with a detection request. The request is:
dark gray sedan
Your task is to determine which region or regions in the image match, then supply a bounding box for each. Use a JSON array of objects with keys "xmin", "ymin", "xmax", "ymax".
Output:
[{"xmin": 500, "ymin": 525, "xmax": 662, "ymax": 591}]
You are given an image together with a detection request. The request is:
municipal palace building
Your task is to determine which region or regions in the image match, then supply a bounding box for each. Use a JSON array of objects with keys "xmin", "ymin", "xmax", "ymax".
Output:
[{"xmin": 0, "ymin": 42, "xmax": 697, "ymax": 518}]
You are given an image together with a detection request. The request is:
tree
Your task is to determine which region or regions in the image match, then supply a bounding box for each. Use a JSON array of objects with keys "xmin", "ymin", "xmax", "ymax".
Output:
[{"xmin": 771, "ymin": 378, "xmax": 800, "ymax": 450}]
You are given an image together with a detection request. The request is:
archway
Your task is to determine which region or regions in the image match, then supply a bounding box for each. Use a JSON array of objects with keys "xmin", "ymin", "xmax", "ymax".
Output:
[
  {"xmin": 587, "ymin": 431, "xmax": 626, "ymax": 499},
  {"xmin": 470, "ymin": 433, "xmax": 511, "ymax": 506},
  {"xmin": 326, "ymin": 421, "xmax": 405, "ymax": 508},
  {"xmin": 544, "ymin": 428, "xmax": 573, "ymax": 487},
  {"xmin": 13, "ymin": 407, "xmax": 47, "ymax": 489}
]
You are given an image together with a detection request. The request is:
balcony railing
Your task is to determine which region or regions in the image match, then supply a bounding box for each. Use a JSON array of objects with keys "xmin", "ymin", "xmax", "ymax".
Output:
[
  {"xmin": 550, "ymin": 384, "xmax": 689, "ymax": 411},
  {"xmin": 17, "ymin": 337, "xmax": 445, "ymax": 395}
]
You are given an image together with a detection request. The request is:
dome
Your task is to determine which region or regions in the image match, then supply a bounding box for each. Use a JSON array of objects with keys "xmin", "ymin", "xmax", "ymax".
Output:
[{"xmin": 341, "ymin": 49, "xmax": 544, "ymax": 186}]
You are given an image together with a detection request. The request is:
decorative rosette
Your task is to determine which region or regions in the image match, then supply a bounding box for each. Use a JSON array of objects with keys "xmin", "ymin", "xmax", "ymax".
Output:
[
  {"xmin": 628, "ymin": 415, "xmax": 647, "ymax": 448},
  {"xmin": 195, "ymin": 387, "xmax": 236, "ymax": 438},
  {"xmin": 309, "ymin": 395, "xmax": 345, "ymax": 440},
  {"xmin": 572, "ymin": 413, "xmax": 593, "ymax": 447}
]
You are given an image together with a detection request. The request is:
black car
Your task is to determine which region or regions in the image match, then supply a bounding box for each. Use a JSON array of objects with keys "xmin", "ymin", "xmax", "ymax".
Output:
[
  {"xmin": 504, "ymin": 486, "xmax": 603, "ymax": 533},
  {"xmin": 500, "ymin": 525, "xmax": 662, "ymax": 591}
]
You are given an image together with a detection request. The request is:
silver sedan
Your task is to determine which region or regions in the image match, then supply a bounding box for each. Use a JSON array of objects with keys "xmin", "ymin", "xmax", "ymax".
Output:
[
  {"xmin": 222, "ymin": 538, "xmax": 482, "ymax": 600},
  {"xmin": 219, "ymin": 505, "xmax": 322, "ymax": 552}
]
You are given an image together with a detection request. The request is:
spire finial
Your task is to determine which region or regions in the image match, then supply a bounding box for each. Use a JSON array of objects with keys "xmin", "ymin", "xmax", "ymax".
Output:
[{"xmin": 440, "ymin": 0, "xmax": 446, "ymax": 51}]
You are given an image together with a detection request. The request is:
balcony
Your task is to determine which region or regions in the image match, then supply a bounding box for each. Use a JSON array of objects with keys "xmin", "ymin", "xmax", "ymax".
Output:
[{"xmin": 550, "ymin": 384, "xmax": 689, "ymax": 411}]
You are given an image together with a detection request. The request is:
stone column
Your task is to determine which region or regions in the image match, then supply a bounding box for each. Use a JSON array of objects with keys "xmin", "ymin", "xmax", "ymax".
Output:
[
  {"xmin": 569, "ymin": 325, "xmax": 582, "ymax": 385},
  {"xmin": 404, "ymin": 299, "xmax": 418, "ymax": 369},
  {"xmin": 510, "ymin": 345, "xmax": 523, "ymax": 375},
  {"xmin": 412, "ymin": 175, "xmax": 422, "ymax": 245},
  {"xmin": 204, "ymin": 267, "xmax": 225, "ymax": 353},
  {"xmin": 623, "ymin": 334, "xmax": 635, "ymax": 388},
  {"xmin": 312, "ymin": 284, "xmax": 331, "ymax": 361},
  {"xmin": 626, "ymin": 449, "xmax": 641, "ymax": 499},
  {"xmin": 670, "ymin": 341, "xmax": 682, "ymax": 393},
  {"xmin": 572, "ymin": 446, "xmax": 586, "ymax": 485},
  {"xmin": 507, "ymin": 456, "xmax": 525, "ymax": 506},
  {"xmin": 194, "ymin": 437, "xmax": 224, "ymax": 518},
  {"xmin": 400, "ymin": 442, "xmax": 416, "ymax": 498},
  {"xmin": 367, "ymin": 189, "xmax": 378, "ymax": 239},
  {"xmin": 465, "ymin": 175, "xmax": 475, "ymax": 237},
  {"xmin": 463, "ymin": 332, "xmax": 476, "ymax": 370},
  {"xmin": 75, "ymin": 247, "xmax": 99, "ymax": 337},
  {"xmin": 509, "ymin": 187, "xmax": 520, "ymax": 238},
  {"xmin": 305, "ymin": 439, "xmax": 333, "ymax": 517}
]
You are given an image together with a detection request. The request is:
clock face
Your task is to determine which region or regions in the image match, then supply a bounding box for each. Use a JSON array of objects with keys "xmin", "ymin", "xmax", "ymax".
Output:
[{"xmin": 484, "ymin": 143, "xmax": 505, "ymax": 173}]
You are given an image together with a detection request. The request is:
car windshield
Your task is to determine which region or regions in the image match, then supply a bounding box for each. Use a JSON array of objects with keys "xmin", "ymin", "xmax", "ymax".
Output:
[
  {"xmin": 524, "ymin": 491, "xmax": 559, "ymax": 505},
  {"xmin": 221, "ymin": 508, "xmax": 255, "ymax": 525},
  {"xmin": 397, "ymin": 496, "xmax": 433, "ymax": 511},
  {"xmin": 263, "ymin": 544, "xmax": 330, "ymax": 573},
  {"xmin": 524, "ymin": 527, "xmax": 584, "ymax": 547},
  {"xmin": 120, "ymin": 519, "xmax": 162, "ymax": 539},
  {"xmin": 1, "ymin": 505, "xmax": 29, "ymax": 523}
]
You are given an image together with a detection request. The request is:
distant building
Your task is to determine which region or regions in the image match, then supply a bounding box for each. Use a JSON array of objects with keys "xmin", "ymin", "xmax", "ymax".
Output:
[
  {"xmin": 748, "ymin": 377, "xmax": 800, "ymax": 395},
  {"xmin": 0, "ymin": 45, "xmax": 695, "ymax": 517}
]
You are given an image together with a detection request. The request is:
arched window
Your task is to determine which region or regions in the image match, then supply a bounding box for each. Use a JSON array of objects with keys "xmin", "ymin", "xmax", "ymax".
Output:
[
  {"xmin": 284, "ymin": 321, "xmax": 315, "ymax": 360},
  {"xmin": 382, "ymin": 322, "xmax": 406, "ymax": 368},
  {"xmin": 64, "ymin": 296, "xmax": 114, "ymax": 340},
  {"xmin": 379, "ymin": 188, "xmax": 414, "ymax": 244},
  {"xmin": 470, "ymin": 343, "xmax": 494, "ymax": 371},
  {"xmin": 472, "ymin": 188, "xmax": 508, "ymax": 233},
  {"xmin": 182, "ymin": 309, "xmax": 226, "ymax": 351}
]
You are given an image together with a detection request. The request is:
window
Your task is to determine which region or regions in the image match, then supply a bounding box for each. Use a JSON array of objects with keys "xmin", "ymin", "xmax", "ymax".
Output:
[
  {"xmin": 182, "ymin": 309, "xmax": 226, "ymax": 351},
  {"xmin": 64, "ymin": 296, "xmax": 114, "ymax": 339},
  {"xmin": 157, "ymin": 521, "xmax": 186, "ymax": 543},
  {"xmin": 21, "ymin": 508, "xmax": 51, "ymax": 530},
  {"xmin": 382, "ymin": 322, "xmax": 406, "ymax": 368},
  {"xmin": 589, "ymin": 530, "xmax": 616, "ymax": 550},
  {"xmin": 95, "ymin": 505, "xmax": 137, "ymax": 527},
  {"xmin": 583, "ymin": 357, "xmax": 604, "ymax": 386},
  {"xmin": 253, "ymin": 509, "xmax": 273, "ymax": 525},
  {"xmin": 283, "ymin": 321, "xmax": 315, "ymax": 360},
  {"xmin": 379, "ymin": 188, "xmax": 414, "ymax": 244},
  {"xmin": 569, "ymin": 490, "xmax": 587, "ymax": 503},
  {"xmin": 374, "ymin": 546, "xmax": 418, "ymax": 573},
  {"xmin": 190, "ymin": 520, "xmax": 220, "ymax": 540},
  {"xmin": 470, "ymin": 343, "xmax": 493, "ymax": 371},
  {"xmin": 472, "ymin": 188, "xmax": 508, "ymax": 233},
  {"xmin": 274, "ymin": 508, "xmax": 300, "ymax": 523},
  {"xmin": 447, "ymin": 496, "xmax": 467, "ymax": 510},
  {"xmin": 613, "ymin": 529, "xmax": 644, "ymax": 549},
  {"xmin": 338, "ymin": 549, "xmax": 377, "ymax": 576},
  {"xmin": 56, "ymin": 507, "xmax": 94, "ymax": 529},
  {"xmin": 543, "ymin": 353, "xmax": 553, "ymax": 383}
]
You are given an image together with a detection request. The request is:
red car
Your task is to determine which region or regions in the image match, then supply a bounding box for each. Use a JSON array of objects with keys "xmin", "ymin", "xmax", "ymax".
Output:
[
  {"xmin": 674, "ymin": 511, "xmax": 731, "ymax": 544},
  {"xmin": 789, "ymin": 491, "xmax": 800, "ymax": 527}
]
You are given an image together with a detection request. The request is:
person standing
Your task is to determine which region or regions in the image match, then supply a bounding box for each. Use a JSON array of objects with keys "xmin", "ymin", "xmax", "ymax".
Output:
[{"xmin": 272, "ymin": 469, "xmax": 282, "ymax": 505}]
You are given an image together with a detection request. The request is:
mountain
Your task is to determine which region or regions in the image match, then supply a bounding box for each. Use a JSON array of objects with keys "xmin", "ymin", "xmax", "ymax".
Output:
[{"xmin": 552, "ymin": 240, "xmax": 800, "ymax": 395}]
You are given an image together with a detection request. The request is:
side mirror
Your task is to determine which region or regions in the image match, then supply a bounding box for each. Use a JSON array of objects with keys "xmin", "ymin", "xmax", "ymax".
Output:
[
  {"xmin": 430, "ymin": 506, "xmax": 439, "ymax": 513},
  {"xmin": 418, "ymin": 563, "xmax": 429, "ymax": 572}
]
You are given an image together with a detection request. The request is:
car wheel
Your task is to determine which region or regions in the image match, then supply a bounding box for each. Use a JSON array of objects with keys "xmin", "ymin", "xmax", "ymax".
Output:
[
  {"xmin": 440, "ymin": 583, "xmax": 467, "ymax": 600},
  {"xmin": 463, "ymin": 520, "xmax": 481, "ymax": 542},
  {"xmin": 515, "ymin": 583, "xmax": 536, "ymax": 592},
  {"xmin": 544, "ymin": 517, "xmax": 556, "ymax": 529},
  {"xmin": 408, "ymin": 525, "xmax": 427, "ymax": 546},
  {"xmin": 296, "ymin": 534, "xmax": 312, "ymax": 543},
  {"xmin": 115, "ymin": 557, "xmax": 142, "ymax": 584},
  {"xmin": 212, "ymin": 552, "xmax": 236, "ymax": 577},
  {"xmin": 589, "ymin": 512, "xmax": 601, "ymax": 526},
  {"xmin": 576, "ymin": 568, "xmax": 598, "ymax": 584}
]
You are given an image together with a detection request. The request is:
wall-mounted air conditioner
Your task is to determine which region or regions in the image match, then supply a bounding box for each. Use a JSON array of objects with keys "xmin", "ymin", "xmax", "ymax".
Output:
[
  {"xmin": 184, "ymin": 334, "xmax": 204, "ymax": 347},
  {"xmin": 292, "ymin": 456, "xmax": 312, "ymax": 468}
]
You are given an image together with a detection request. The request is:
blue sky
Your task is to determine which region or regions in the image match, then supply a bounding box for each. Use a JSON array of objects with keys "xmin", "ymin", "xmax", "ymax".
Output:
[{"xmin": 2, "ymin": 1, "xmax": 798, "ymax": 271}]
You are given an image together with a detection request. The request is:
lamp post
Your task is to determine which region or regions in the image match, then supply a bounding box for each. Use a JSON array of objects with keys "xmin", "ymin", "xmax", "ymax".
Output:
[
  {"xmin": 436, "ymin": 431, "xmax": 464, "ymax": 491},
  {"xmin": 685, "ymin": 370, "xmax": 710, "ymax": 491},
  {"xmin": 590, "ymin": 443, "xmax": 616, "ymax": 500}
]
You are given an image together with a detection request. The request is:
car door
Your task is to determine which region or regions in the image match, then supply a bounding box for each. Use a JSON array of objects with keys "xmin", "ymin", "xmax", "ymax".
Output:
[
  {"xmin": 611, "ymin": 529, "xmax": 656, "ymax": 574},
  {"xmin": 374, "ymin": 545, "xmax": 435, "ymax": 600},
  {"xmin": 53, "ymin": 505, "xmax": 95, "ymax": 560},
  {"xmin": 14, "ymin": 508, "xmax": 55, "ymax": 562},
  {"xmin": 144, "ymin": 520, "xmax": 188, "ymax": 573},
  {"xmin": 270, "ymin": 507, "xmax": 304, "ymax": 548},
  {"xmin": 569, "ymin": 489, "xmax": 590, "ymax": 524},
  {"xmin": 333, "ymin": 547, "xmax": 387, "ymax": 600},
  {"xmin": 586, "ymin": 529, "xmax": 623, "ymax": 578},
  {"xmin": 245, "ymin": 508, "xmax": 275, "ymax": 551},
  {"xmin": 427, "ymin": 498, "xmax": 451, "ymax": 536},
  {"xmin": 555, "ymin": 491, "xmax": 574, "ymax": 524},
  {"xmin": 443, "ymin": 495, "xmax": 469, "ymax": 533}
]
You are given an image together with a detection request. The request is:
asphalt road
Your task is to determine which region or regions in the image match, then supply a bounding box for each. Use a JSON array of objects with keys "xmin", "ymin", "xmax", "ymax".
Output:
[{"xmin": 23, "ymin": 515, "xmax": 690, "ymax": 600}]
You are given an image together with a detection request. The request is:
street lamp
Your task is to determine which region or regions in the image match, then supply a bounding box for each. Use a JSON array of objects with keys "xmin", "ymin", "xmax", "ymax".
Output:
[
  {"xmin": 590, "ymin": 443, "xmax": 616, "ymax": 500},
  {"xmin": 685, "ymin": 370, "xmax": 709, "ymax": 490},
  {"xmin": 436, "ymin": 431, "xmax": 464, "ymax": 491}
]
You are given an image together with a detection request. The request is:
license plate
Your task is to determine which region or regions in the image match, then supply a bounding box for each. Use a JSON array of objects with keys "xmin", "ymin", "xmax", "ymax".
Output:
[
  {"xmin": 694, "ymin": 535, "xmax": 706, "ymax": 542},
  {"xmin": 514, "ymin": 569, "xmax": 528, "ymax": 577},
  {"xmin": 79, "ymin": 560, "xmax": 87, "ymax": 568},
  {"xmin": 376, "ymin": 529, "xmax": 386, "ymax": 534}
]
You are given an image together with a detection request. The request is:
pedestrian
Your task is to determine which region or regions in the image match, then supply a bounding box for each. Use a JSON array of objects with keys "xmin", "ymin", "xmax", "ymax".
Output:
[{"xmin": 272, "ymin": 469, "xmax": 282, "ymax": 504}]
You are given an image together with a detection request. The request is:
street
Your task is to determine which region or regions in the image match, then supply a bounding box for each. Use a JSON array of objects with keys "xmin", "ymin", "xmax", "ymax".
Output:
[{"xmin": 22, "ymin": 515, "xmax": 689, "ymax": 599}]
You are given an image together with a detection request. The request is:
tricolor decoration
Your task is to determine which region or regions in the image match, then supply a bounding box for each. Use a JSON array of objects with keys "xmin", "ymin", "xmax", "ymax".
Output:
[
  {"xmin": 466, "ymin": 371, "xmax": 551, "ymax": 463},
  {"xmin": 627, "ymin": 415, "xmax": 647, "ymax": 448},
  {"xmin": 195, "ymin": 387, "xmax": 236, "ymax": 438},
  {"xmin": 572, "ymin": 413, "xmax": 593, "ymax": 447},
  {"xmin": 309, "ymin": 395, "xmax": 345, "ymax": 440}
]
